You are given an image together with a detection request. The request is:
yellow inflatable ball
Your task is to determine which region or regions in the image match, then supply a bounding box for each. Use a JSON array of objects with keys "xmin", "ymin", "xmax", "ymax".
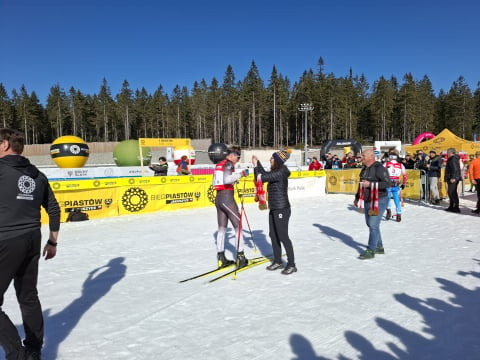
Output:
[{"xmin": 50, "ymin": 135, "xmax": 89, "ymax": 168}]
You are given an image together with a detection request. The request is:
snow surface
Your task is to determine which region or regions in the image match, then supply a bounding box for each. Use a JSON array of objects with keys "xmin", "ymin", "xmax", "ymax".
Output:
[{"xmin": 2, "ymin": 193, "xmax": 480, "ymax": 360}]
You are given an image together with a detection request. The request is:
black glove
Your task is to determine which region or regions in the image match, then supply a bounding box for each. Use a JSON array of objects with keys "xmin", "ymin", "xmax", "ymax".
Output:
[{"xmin": 400, "ymin": 184, "xmax": 405, "ymax": 190}]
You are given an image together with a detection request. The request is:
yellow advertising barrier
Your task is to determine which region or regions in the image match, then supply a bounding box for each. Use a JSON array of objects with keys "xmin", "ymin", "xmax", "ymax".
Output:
[
  {"xmin": 325, "ymin": 169, "xmax": 360, "ymax": 194},
  {"xmin": 42, "ymin": 166, "xmax": 441, "ymax": 224},
  {"xmin": 324, "ymin": 168, "xmax": 447, "ymax": 201}
]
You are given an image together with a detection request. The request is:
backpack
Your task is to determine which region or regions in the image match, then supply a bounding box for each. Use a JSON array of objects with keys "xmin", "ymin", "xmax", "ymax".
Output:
[{"xmin": 67, "ymin": 208, "xmax": 89, "ymax": 222}]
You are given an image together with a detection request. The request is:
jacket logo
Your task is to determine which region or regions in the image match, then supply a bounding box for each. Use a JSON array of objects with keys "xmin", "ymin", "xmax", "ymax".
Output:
[
  {"xmin": 17, "ymin": 175, "xmax": 35, "ymax": 200},
  {"xmin": 18, "ymin": 175, "xmax": 36, "ymax": 194}
]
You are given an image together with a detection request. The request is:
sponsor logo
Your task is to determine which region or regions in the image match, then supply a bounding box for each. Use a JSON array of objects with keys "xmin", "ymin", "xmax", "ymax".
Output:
[
  {"xmin": 17, "ymin": 175, "xmax": 36, "ymax": 200},
  {"xmin": 122, "ymin": 187, "xmax": 148, "ymax": 212},
  {"xmin": 70, "ymin": 144, "xmax": 81, "ymax": 154},
  {"xmin": 63, "ymin": 198, "xmax": 108, "ymax": 212},
  {"xmin": 151, "ymin": 191, "xmax": 196, "ymax": 204},
  {"xmin": 67, "ymin": 169, "xmax": 89, "ymax": 177}
]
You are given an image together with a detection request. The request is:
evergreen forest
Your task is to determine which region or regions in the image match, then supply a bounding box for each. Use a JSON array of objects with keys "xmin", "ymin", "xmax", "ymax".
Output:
[{"xmin": 1, "ymin": 58, "xmax": 479, "ymax": 147}]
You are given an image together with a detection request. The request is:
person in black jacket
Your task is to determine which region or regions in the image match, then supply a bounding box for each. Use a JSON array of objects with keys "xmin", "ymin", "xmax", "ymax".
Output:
[
  {"xmin": 0, "ymin": 128, "xmax": 60, "ymax": 360},
  {"xmin": 427, "ymin": 150, "xmax": 443, "ymax": 204},
  {"xmin": 444, "ymin": 147, "xmax": 462, "ymax": 212},
  {"xmin": 149, "ymin": 156, "xmax": 168, "ymax": 176},
  {"xmin": 252, "ymin": 149, "xmax": 296, "ymax": 275},
  {"xmin": 401, "ymin": 153, "xmax": 415, "ymax": 169},
  {"xmin": 354, "ymin": 149, "xmax": 392, "ymax": 259}
]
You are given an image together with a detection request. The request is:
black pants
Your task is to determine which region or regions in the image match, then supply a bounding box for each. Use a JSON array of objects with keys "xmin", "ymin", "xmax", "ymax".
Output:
[
  {"xmin": 269, "ymin": 208, "xmax": 295, "ymax": 266},
  {"xmin": 447, "ymin": 180, "xmax": 460, "ymax": 208},
  {"xmin": 0, "ymin": 229, "xmax": 43, "ymax": 360}
]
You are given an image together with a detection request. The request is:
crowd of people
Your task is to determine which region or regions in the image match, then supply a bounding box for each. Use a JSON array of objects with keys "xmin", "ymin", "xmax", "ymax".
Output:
[{"xmin": 2, "ymin": 127, "xmax": 479, "ymax": 358}]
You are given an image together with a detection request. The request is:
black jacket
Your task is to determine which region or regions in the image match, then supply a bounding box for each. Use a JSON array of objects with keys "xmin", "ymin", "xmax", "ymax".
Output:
[
  {"xmin": 0, "ymin": 154, "xmax": 60, "ymax": 239},
  {"xmin": 355, "ymin": 161, "xmax": 392, "ymax": 202},
  {"xmin": 149, "ymin": 163, "xmax": 168, "ymax": 176},
  {"xmin": 444, "ymin": 154, "xmax": 461, "ymax": 182},
  {"xmin": 254, "ymin": 161, "xmax": 291, "ymax": 210},
  {"xmin": 427, "ymin": 155, "xmax": 443, "ymax": 178}
]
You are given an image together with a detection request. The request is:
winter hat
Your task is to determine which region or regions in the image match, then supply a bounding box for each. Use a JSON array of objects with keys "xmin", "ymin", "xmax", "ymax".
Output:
[{"xmin": 272, "ymin": 149, "xmax": 291, "ymax": 164}]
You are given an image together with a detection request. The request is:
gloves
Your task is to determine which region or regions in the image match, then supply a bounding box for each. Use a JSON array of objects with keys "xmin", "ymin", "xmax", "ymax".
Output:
[
  {"xmin": 241, "ymin": 169, "xmax": 249, "ymax": 177},
  {"xmin": 400, "ymin": 184, "xmax": 405, "ymax": 190}
]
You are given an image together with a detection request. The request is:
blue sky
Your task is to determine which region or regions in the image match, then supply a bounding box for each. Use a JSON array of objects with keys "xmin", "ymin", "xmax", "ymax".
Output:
[{"xmin": 1, "ymin": 0, "xmax": 479, "ymax": 103}]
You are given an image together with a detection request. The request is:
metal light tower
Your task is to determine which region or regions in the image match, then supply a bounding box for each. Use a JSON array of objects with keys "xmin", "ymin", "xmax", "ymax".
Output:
[{"xmin": 298, "ymin": 103, "xmax": 314, "ymax": 165}]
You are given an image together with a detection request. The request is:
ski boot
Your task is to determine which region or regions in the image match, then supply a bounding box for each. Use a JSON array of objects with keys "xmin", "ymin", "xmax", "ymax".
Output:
[
  {"xmin": 236, "ymin": 251, "xmax": 248, "ymax": 269},
  {"xmin": 396, "ymin": 214, "xmax": 402, "ymax": 222},
  {"xmin": 386, "ymin": 209, "xmax": 392, "ymax": 220},
  {"xmin": 217, "ymin": 252, "xmax": 234, "ymax": 269}
]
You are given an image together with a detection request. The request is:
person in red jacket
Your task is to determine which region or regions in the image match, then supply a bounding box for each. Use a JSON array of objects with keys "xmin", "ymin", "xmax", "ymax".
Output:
[
  {"xmin": 308, "ymin": 157, "xmax": 323, "ymax": 171},
  {"xmin": 469, "ymin": 151, "xmax": 480, "ymax": 213}
]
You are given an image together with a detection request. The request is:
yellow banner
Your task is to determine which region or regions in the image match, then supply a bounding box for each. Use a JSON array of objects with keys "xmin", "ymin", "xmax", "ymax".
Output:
[
  {"xmin": 290, "ymin": 170, "xmax": 326, "ymax": 178},
  {"xmin": 325, "ymin": 169, "xmax": 360, "ymax": 193},
  {"xmin": 139, "ymin": 138, "xmax": 191, "ymax": 147}
]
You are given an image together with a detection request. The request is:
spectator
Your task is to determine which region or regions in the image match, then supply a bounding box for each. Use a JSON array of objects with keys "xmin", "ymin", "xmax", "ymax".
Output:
[
  {"xmin": 343, "ymin": 152, "xmax": 357, "ymax": 168},
  {"xmin": 323, "ymin": 153, "xmax": 333, "ymax": 169},
  {"xmin": 444, "ymin": 148, "xmax": 461, "ymax": 213},
  {"xmin": 414, "ymin": 150, "xmax": 428, "ymax": 171},
  {"xmin": 468, "ymin": 151, "xmax": 480, "ymax": 213},
  {"xmin": 415, "ymin": 150, "xmax": 429, "ymax": 200},
  {"xmin": 149, "ymin": 156, "xmax": 168, "ymax": 176},
  {"xmin": 332, "ymin": 155, "xmax": 342, "ymax": 169},
  {"xmin": 427, "ymin": 150, "xmax": 442, "ymax": 205},
  {"xmin": 308, "ymin": 156, "xmax": 323, "ymax": 171},
  {"xmin": 176, "ymin": 155, "xmax": 191, "ymax": 175},
  {"xmin": 402, "ymin": 153, "xmax": 415, "ymax": 169},
  {"xmin": 467, "ymin": 154, "xmax": 476, "ymax": 192},
  {"xmin": 355, "ymin": 155, "xmax": 363, "ymax": 168}
]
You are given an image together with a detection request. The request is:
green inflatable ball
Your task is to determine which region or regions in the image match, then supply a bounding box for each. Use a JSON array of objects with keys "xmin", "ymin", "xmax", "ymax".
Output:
[{"xmin": 113, "ymin": 140, "xmax": 152, "ymax": 166}]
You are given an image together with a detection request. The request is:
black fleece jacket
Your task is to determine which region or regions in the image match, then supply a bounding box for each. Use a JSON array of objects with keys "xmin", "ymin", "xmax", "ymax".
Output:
[{"xmin": 0, "ymin": 154, "xmax": 60, "ymax": 239}]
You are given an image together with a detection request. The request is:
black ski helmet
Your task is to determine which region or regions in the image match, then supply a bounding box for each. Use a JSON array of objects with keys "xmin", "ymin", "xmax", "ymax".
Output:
[{"xmin": 208, "ymin": 143, "xmax": 228, "ymax": 164}]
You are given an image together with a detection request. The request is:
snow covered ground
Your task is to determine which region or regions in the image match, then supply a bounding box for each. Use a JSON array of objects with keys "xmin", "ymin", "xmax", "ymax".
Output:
[{"xmin": 2, "ymin": 192, "xmax": 480, "ymax": 360}]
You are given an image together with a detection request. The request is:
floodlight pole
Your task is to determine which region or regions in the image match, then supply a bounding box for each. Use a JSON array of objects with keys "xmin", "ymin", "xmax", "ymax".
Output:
[{"xmin": 298, "ymin": 103, "xmax": 314, "ymax": 166}]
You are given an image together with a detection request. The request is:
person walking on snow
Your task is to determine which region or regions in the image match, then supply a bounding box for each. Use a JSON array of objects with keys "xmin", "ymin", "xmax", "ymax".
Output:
[
  {"xmin": 384, "ymin": 149, "xmax": 408, "ymax": 222},
  {"xmin": 252, "ymin": 149, "xmax": 297, "ymax": 275},
  {"xmin": 0, "ymin": 128, "xmax": 61, "ymax": 360},
  {"xmin": 212, "ymin": 146, "xmax": 250, "ymax": 268},
  {"xmin": 354, "ymin": 149, "xmax": 392, "ymax": 259}
]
